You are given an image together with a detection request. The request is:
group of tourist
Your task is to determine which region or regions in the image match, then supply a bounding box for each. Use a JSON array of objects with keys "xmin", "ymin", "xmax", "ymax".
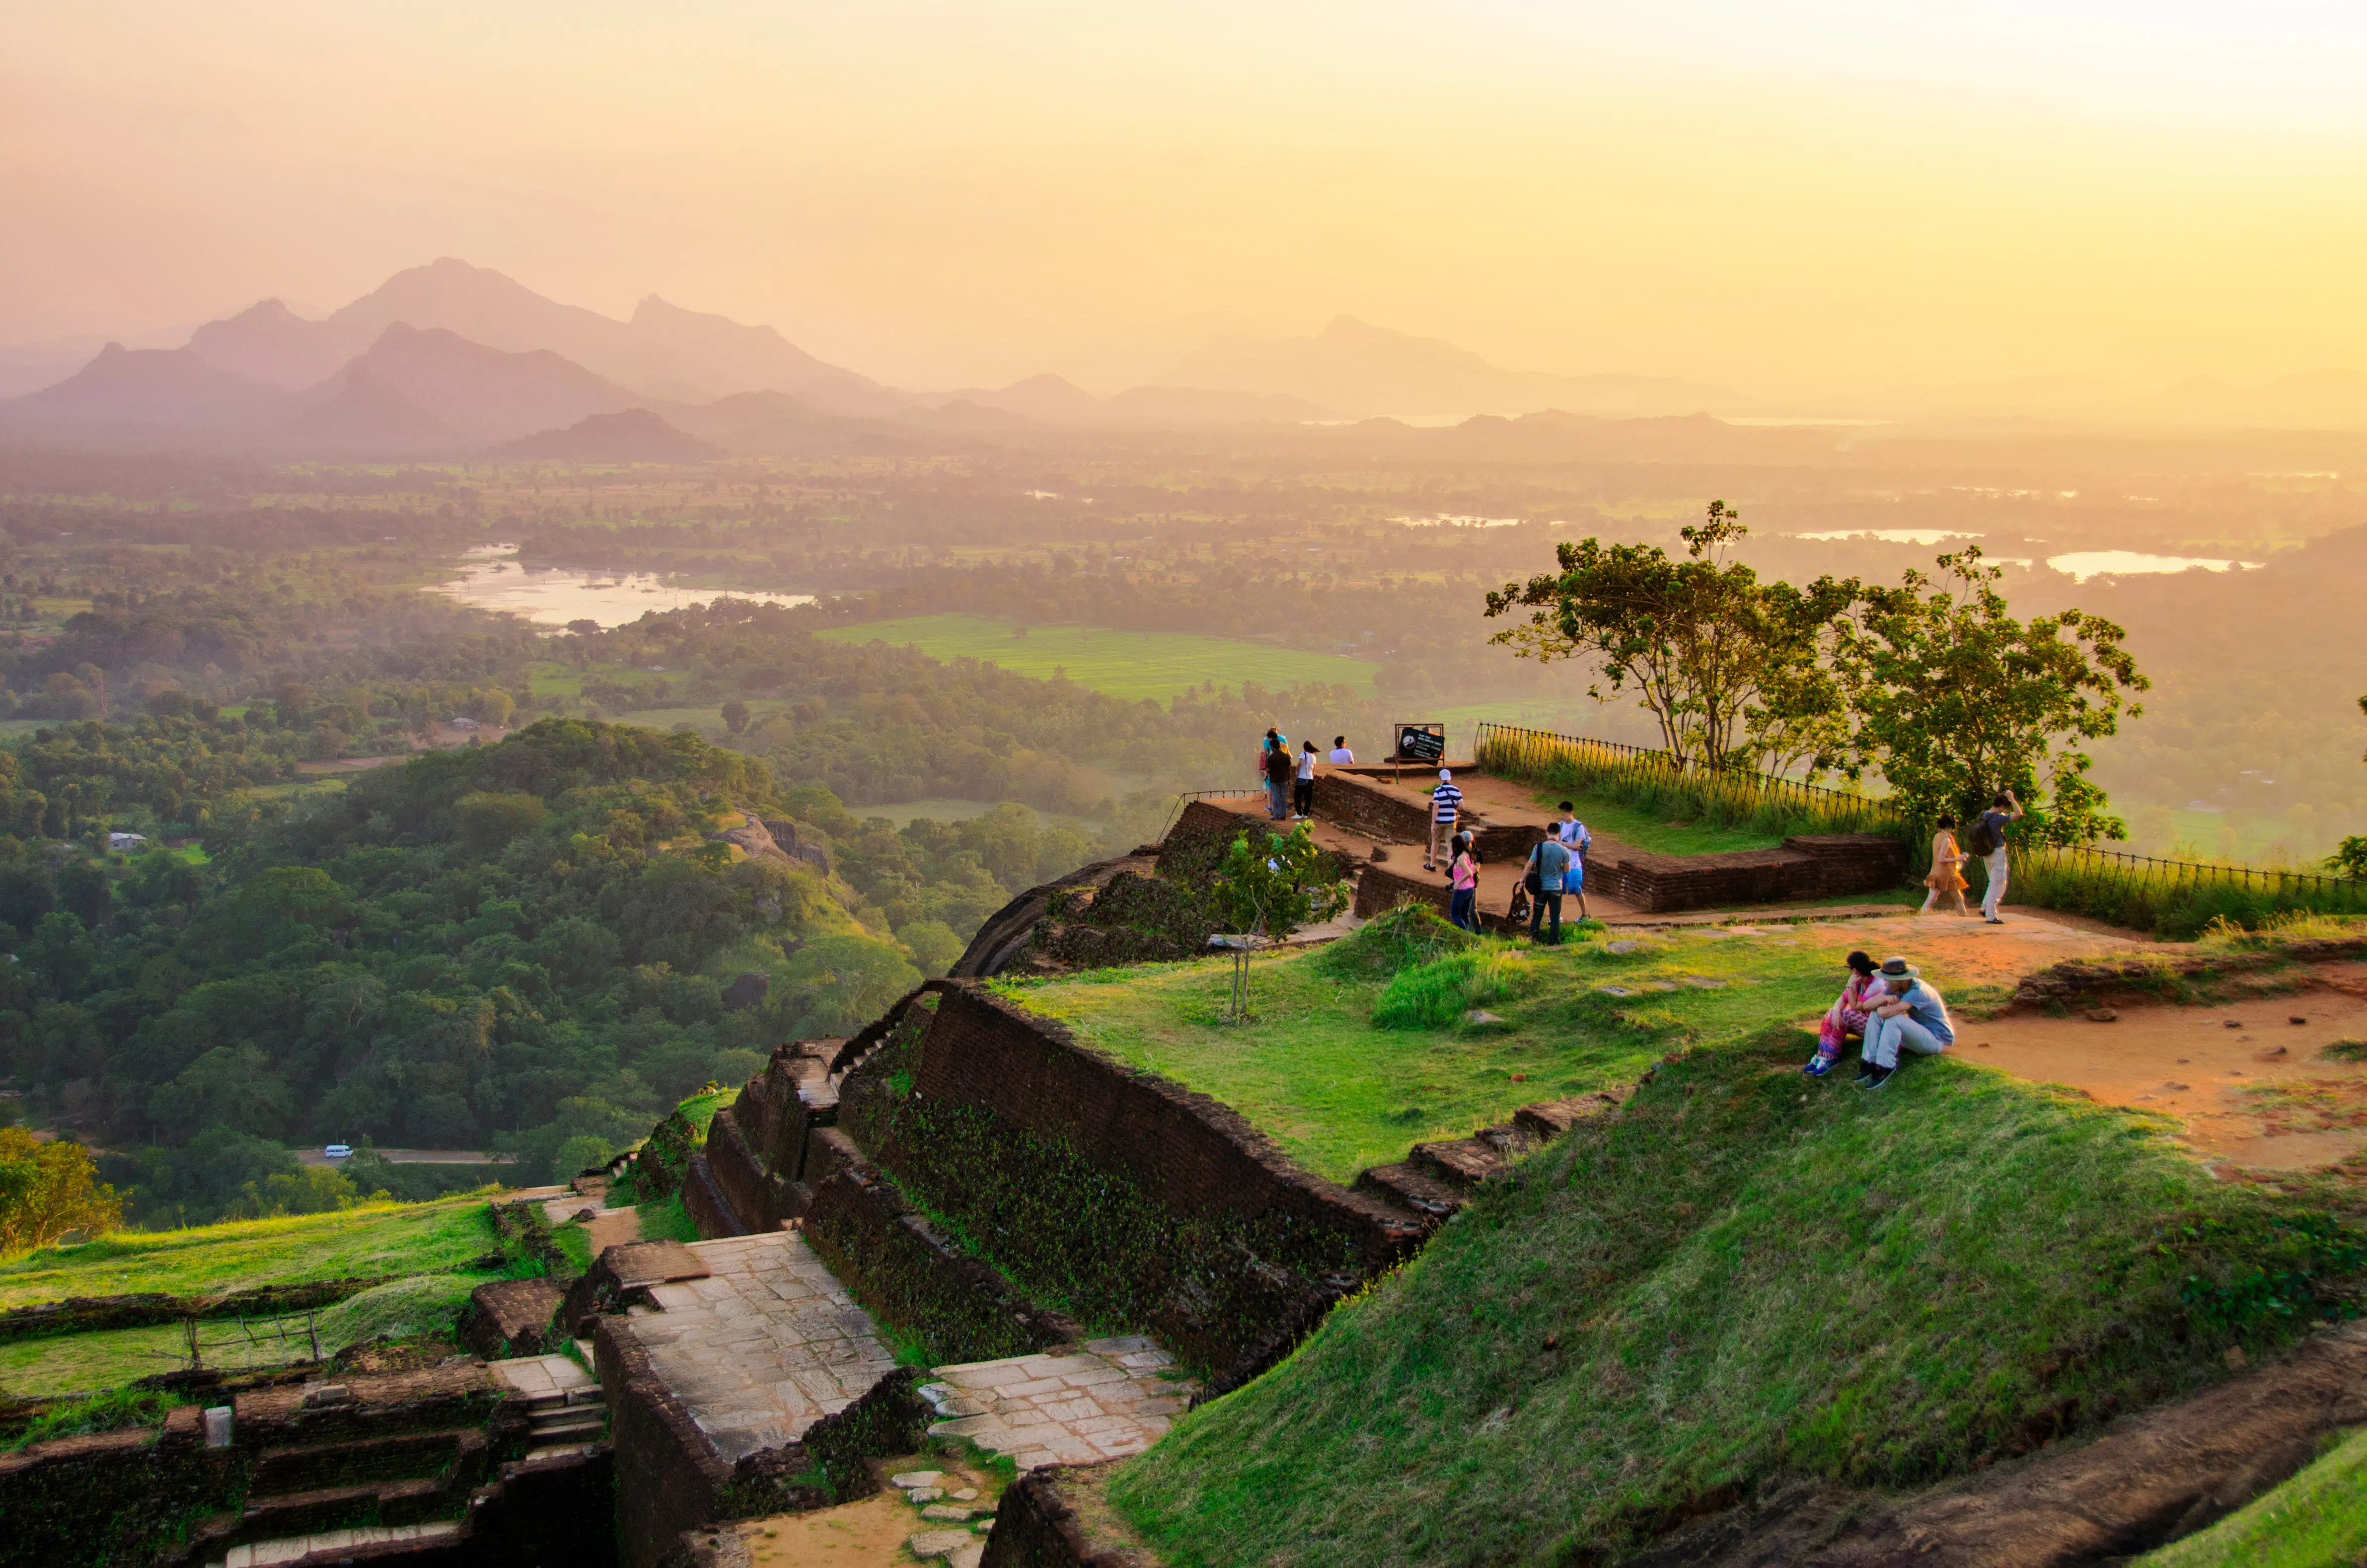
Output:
[
  {"xmin": 1430, "ymin": 769, "xmax": 1591, "ymax": 943},
  {"xmin": 1806, "ymin": 949, "xmax": 1955, "ymax": 1089},
  {"xmin": 1919, "ymin": 788, "xmax": 2022, "ymax": 924},
  {"xmin": 1256, "ymin": 729, "xmax": 1355, "ymax": 821}
]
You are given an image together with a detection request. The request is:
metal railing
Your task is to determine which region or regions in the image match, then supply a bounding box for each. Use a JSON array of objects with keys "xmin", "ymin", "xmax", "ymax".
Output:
[
  {"xmin": 2015, "ymin": 842, "xmax": 2366, "ymax": 901},
  {"xmin": 138, "ymin": 1310, "xmax": 326, "ymax": 1373},
  {"xmin": 1157, "ymin": 788, "xmax": 1269, "ymax": 842},
  {"xmin": 1471, "ymin": 722, "xmax": 1905, "ymax": 837}
]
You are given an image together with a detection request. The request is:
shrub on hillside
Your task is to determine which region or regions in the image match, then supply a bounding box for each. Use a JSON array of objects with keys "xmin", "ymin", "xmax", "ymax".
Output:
[
  {"xmin": 0, "ymin": 1128, "xmax": 121, "ymax": 1258},
  {"xmin": 1372, "ymin": 947, "xmax": 1527, "ymax": 1030},
  {"xmin": 1314, "ymin": 903, "xmax": 1480, "ymax": 981}
]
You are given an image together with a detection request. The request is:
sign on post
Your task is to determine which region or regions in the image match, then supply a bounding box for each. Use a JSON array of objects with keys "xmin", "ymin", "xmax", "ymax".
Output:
[{"xmin": 1392, "ymin": 723, "xmax": 1446, "ymax": 765}]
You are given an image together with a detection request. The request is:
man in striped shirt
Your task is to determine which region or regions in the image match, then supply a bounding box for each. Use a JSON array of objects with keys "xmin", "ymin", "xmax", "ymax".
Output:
[{"xmin": 1426, "ymin": 769, "xmax": 1463, "ymax": 870}]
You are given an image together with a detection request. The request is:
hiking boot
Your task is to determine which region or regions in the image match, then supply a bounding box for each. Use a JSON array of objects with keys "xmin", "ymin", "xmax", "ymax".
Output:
[
  {"xmin": 1803, "ymin": 1056, "xmax": 1835, "ymax": 1078},
  {"xmin": 1858, "ymin": 1066, "xmax": 1895, "ymax": 1090}
]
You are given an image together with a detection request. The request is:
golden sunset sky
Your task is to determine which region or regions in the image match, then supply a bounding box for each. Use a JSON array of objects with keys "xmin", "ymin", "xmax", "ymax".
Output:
[{"xmin": 6, "ymin": 1, "xmax": 2366, "ymax": 395}]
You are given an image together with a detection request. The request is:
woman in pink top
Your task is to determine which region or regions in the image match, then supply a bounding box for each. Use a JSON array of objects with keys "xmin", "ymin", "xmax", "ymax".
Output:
[
  {"xmin": 1446, "ymin": 832, "xmax": 1480, "ymax": 931},
  {"xmin": 1805, "ymin": 950, "xmax": 1881, "ymax": 1079}
]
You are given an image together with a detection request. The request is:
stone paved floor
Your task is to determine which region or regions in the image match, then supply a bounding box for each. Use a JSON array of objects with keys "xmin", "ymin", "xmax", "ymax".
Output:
[
  {"xmin": 920, "ymin": 1335, "xmax": 1196, "ymax": 1468},
  {"xmin": 620, "ymin": 1230, "xmax": 899, "ymax": 1462},
  {"xmin": 486, "ymin": 1352, "xmax": 597, "ymax": 1400}
]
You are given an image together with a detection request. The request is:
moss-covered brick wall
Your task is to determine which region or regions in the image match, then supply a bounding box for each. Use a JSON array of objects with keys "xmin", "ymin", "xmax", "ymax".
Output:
[{"xmin": 840, "ymin": 983, "xmax": 1422, "ymax": 1388}]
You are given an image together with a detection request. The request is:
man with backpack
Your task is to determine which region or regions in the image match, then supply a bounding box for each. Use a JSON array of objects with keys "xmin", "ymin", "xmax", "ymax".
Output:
[
  {"xmin": 1524, "ymin": 832, "xmax": 1573, "ymax": 945},
  {"xmin": 1264, "ymin": 734, "xmax": 1295, "ymax": 820},
  {"xmin": 1965, "ymin": 788, "xmax": 2023, "ymax": 925}
]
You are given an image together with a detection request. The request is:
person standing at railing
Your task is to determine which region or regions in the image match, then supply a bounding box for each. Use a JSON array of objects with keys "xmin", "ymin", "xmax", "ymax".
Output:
[
  {"xmin": 1263, "ymin": 735, "xmax": 1295, "ymax": 820},
  {"xmin": 1919, "ymin": 815, "xmax": 1971, "ymax": 917},
  {"xmin": 1968, "ymin": 789, "xmax": 2023, "ymax": 925},
  {"xmin": 1329, "ymin": 735, "xmax": 1355, "ymax": 765}
]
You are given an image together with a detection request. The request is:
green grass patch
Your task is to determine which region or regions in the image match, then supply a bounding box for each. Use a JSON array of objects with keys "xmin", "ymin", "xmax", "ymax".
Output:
[
  {"xmin": 548, "ymin": 1223, "xmax": 596, "ymax": 1273},
  {"xmin": 3, "ymin": 1387, "xmax": 179, "ymax": 1451},
  {"xmin": 635, "ymin": 1194, "xmax": 700, "ymax": 1243},
  {"xmin": 1529, "ymin": 788, "xmax": 1784, "ymax": 856},
  {"xmin": 995, "ymin": 911, "xmax": 1932, "ymax": 1184},
  {"xmin": 312, "ymin": 1276, "xmax": 480, "ymax": 1357},
  {"xmin": 1108, "ymin": 1031, "xmax": 2367, "ymax": 1567},
  {"xmin": 816, "ymin": 613, "xmax": 1376, "ymax": 702},
  {"xmin": 0, "ymin": 1198, "xmax": 499, "ymax": 1309},
  {"xmin": 3, "ymin": 1318, "xmax": 319, "ymax": 1396},
  {"xmin": 2138, "ymin": 1425, "xmax": 2367, "ymax": 1566}
]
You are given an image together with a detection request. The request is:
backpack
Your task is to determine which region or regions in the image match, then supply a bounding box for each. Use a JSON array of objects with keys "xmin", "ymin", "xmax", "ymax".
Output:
[{"xmin": 1963, "ymin": 814, "xmax": 1999, "ymax": 857}]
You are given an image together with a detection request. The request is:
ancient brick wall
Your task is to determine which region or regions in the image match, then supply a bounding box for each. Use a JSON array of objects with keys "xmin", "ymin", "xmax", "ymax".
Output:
[
  {"xmin": 702, "ymin": 1112, "xmax": 807, "ymax": 1235},
  {"xmin": 0, "ymin": 1409, "xmax": 246, "ymax": 1567},
  {"xmin": 836, "ymin": 982, "xmax": 1422, "ymax": 1384},
  {"xmin": 596, "ymin": 1317, "xmax": 735, "ymax": 1568},
  {"xmin": 1308, "ymin": 773, "xmax": 1434, "ymax": 844},
  {"xmin": 914, "ymin": 986, "xmax": 1412, "ymax": 1266},
  {"xmin": 802, "ymin": 1158, "xmax": 1079, "ymax": 1365},
  {"xmin": 1585, "ymin": 834, "xmax": 1905, "ymax": 912},
  {"xmin": 678, "ymin": 1151, "xmax": 751, "ymax": 1240}
]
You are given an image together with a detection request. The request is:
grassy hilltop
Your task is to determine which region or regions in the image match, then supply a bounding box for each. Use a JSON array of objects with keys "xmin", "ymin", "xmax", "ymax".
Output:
[{"xmin": 983, "ymin": 911, "xmax": 2367, "ymax": 1567}]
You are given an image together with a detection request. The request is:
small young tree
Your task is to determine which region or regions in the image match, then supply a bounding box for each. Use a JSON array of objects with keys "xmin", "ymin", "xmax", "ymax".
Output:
[
  {"xmin": 1485, "ymin": 502, "xmax": 1861, "ymax": 774},
  {"xmin": 0, "ymin": 1127, "xmax": 122, "ymax": 1258},
  {"xmin": 1845, "ymin": 549, "xmax": 2147, "ymax": 844},
  {"xmin": 1209, "ymin": 823, "xmax": 1349, "ymax": 1020}
]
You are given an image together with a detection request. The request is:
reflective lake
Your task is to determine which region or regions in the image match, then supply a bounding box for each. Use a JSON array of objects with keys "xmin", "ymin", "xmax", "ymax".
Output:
[
  {"xmin": 1798, "ymin": 528, "xmax": 1978, "ymax": 544},
  {"xmin": 426, "ymin": 545, "xmax": 815, "ymax": 629},
  {"xmin": 2045, "ymin": 551, "xmax": 2261, "ymax": 582}
]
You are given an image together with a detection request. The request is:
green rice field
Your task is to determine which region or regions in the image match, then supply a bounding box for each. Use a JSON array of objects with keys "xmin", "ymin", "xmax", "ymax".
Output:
[{"xmin": 816, "ymin": 614, "xmax": 1377, "ymax": 702}]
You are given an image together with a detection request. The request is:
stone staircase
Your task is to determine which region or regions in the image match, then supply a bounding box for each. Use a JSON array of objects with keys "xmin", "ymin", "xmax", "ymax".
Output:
[
  {"xmin": 492, "ymin": 1351, "xmax": 609, "ymax": 1459},
  {"xmin": 191, "ymin": 1384, "xmax": 497, "ymax": 1568},
  {"xmin": 1354, "ymin": 1090, "xmax": 1634, "ymax": 1222},
  {"xmin": 184, "ymin": 1358, "xmax": 611, "ymax": 1568}
]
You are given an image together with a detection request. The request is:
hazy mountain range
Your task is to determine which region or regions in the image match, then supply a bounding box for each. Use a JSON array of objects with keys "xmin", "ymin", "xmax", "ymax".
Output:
[{"xmin": 6, "ymin": 258, "xmax": 2367, "ymax": 459}]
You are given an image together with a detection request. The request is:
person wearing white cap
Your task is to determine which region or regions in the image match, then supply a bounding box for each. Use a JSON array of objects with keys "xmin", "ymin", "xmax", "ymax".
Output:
[
  {"xmin": 1857, "ymin": 956, "xmax": 1954, "ymax": 1090},
  {"xmin": 1425, "ymin": 769, "xmax": 1462, "ymax": 870}
]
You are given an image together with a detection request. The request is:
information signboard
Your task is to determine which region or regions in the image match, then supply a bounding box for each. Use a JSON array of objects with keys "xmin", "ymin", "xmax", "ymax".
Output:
[{"xmin": 1393, "ymin": 722, "xmax": 1446, "ymax": 764}]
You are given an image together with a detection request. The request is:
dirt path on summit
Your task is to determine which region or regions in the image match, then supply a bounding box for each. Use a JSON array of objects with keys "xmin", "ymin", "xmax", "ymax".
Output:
[{"xmin": 1784, "ymin": 914, "xmax": 2367, "ymax": 1174}]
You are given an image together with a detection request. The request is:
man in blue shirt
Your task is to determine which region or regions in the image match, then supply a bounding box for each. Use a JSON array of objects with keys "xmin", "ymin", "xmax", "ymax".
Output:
[
  {"xmin": 1525, "ymin": 834, "xmax": 1572, "ymax": 944},
  {"xmin": 1555, "ymin": 801, "xmax": 1592, "ymax": 920},
  {"xmin": 1858, "ymin": 956, "xmax": 1954, "ymax": 1090}
]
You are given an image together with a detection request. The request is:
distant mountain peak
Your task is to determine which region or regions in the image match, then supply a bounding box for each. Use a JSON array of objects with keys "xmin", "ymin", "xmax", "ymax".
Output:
[{"xmin": 1166, "ymin": 317, "xmax": 1757, "ymax": 418}]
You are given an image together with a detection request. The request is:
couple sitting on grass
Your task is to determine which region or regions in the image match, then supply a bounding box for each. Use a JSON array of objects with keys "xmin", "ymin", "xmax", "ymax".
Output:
[{"xmin": 1804, "ymin": 949, "xmax": 1955, "ymax": 1089}]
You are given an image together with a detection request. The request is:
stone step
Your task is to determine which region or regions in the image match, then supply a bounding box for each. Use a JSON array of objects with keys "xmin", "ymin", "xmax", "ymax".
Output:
[
  {"xmin": 522, "ymin": 1442, "xmax": 599, "ymax": 1463},
  {"xmin": 249, "ymin": 1429, "xmax": 475, "ymax": 1497},
  {"xmin": 209, "ymin": 1520, "xmax": 462, "ymax": 1568},
  {"xmin": 1409, "ymin": 1136, "xmax": 1509, "ymax": 1188},
  {"xmin": 529, "ymin": 1410, "xmax": 606, "ymax": 1440},
  {"xmin": 1353, "ymin": 1162, "xmax": 1467, "ymax": 1223},
  {"xmin": 1513, "ymin": 1091, "xmax": 1628, "ymax": 1143},
  {"xmin": 234, "ymin": 1476, "xmax": 451, "ymax": 1540}
]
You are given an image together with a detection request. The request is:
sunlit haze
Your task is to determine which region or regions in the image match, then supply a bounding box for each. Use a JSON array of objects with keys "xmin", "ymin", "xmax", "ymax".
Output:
[{"xmin": 7, "ymin": 1, "xmax": 2367, "ymax": 394}]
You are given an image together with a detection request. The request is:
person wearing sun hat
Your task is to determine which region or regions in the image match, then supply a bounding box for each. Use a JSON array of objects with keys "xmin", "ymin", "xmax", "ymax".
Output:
[{"xmin": 1856, "ymin": 955, "xmax": 1954, "ymax": 1090}]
